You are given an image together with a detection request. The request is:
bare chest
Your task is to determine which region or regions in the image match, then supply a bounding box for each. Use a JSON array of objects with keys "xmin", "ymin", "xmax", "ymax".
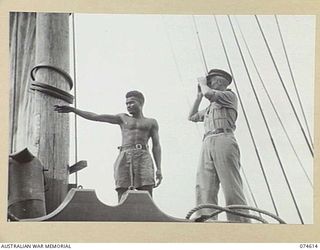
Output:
[{"xmin": 122, "ymin": 117, "xmax": 152, "ymax": 131}]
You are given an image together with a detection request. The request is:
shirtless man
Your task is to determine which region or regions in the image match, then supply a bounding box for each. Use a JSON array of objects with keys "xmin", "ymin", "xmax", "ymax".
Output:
[{"xmin": 54, "ymin": 90, "xmax": 162, "ymax": 202}]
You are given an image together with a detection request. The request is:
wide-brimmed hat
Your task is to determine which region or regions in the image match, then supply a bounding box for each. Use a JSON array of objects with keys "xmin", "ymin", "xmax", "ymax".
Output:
[{"xmin": 206, "ymin": 69, "xmax": 232, "ymax": 85}]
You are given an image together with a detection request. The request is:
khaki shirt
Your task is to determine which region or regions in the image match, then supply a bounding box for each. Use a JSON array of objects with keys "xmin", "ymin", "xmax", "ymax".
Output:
[{"xmin": 190, "ymin": 89, "xmax": 238, "ymax": 133}]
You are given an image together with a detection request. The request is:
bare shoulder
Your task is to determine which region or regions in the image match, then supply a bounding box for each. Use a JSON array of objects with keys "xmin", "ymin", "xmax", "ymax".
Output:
[
  {"xmin": 145, "ymin": 117, "xmax": 159, "ymax": 129},
  {"xmin": 118, "ymin": 113, "xmax": 129, "ymax": 119},
  {"xmin": 146, "ymin": 117, "xmax": 158, "ymax": 124}
]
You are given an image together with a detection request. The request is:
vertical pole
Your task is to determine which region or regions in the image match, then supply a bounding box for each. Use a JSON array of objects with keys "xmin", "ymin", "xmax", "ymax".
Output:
[{"xmin": 34, "ymin": 13, "xmax": 70, "ymax": 213}]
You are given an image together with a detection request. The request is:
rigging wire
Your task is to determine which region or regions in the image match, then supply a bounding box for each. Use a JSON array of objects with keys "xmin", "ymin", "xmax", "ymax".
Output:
[
  {"xmin": 275, "ymin": 15, "xmax": 314, "ymax": 149},
  {"xmin": 161, "ymin": 16, "xmax": 202, "ymax": 138},
  {"xmin": 254, "ymin": 15, "xmax": 314, "ymax": 158},
  {"xmin": 71, "ymin": 13, "xmax": 79, "ymax": 186},
  {"xmin": 228, "ymin": 15, "xmax": 304, "ymax": 224},
  {"xmin": 240, "ymin": 167, "xmax": 262, "ymax": 217},
  {"xmin": 213, "ymin": 15, "xmax": 279, "ymax": 216},
  {"xmin": 191, "ymin": 16, "xmax": 209, "ymax": 74},
  {"xmin": 234, "ymin": 16, "xmax": 313, "ymax": 188}
]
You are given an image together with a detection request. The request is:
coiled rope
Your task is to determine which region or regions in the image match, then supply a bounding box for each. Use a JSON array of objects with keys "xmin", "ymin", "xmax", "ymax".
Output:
[{"xmin": 186, "ymin": 204, "xmax": 286, "ymax": 224}]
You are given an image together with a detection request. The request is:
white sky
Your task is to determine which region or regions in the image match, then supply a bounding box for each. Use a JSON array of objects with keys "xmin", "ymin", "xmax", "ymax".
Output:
[{"xmin": 68, "ymin": 14, "xmax": 315, "ymax": 224}]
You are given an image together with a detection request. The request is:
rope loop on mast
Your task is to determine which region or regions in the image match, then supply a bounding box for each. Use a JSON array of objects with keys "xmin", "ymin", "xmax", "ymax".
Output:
[
  {"xmin": 31, "ymin": 64, "xmax": 74, "ymax": 90},
  {"xmin": 30, "ymin": 65, "xmax": 74, "ymax": 104}
]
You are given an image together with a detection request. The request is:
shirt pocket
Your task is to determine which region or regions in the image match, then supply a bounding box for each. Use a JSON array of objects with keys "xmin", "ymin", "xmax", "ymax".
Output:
[{"xmin": 204, "ymin": 159, "xmax": 215, "ymax": 170}]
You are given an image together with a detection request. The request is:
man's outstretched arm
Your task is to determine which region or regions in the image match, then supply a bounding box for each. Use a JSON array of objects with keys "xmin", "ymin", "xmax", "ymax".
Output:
[{"xmin": 54, "ymin": 105, "xmax": 122, "ymax": 124}]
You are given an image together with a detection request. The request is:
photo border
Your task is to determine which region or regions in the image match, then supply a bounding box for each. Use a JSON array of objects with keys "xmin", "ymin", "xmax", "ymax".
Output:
[{"xmin": 0, "ymin": 0, "xmax": 319, "ymax": 242}]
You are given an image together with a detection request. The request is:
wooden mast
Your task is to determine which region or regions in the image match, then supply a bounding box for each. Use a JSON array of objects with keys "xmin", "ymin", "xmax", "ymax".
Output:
[{"xmin": 33, "ymin": 13, "xmax": 71, "ymax": 214}]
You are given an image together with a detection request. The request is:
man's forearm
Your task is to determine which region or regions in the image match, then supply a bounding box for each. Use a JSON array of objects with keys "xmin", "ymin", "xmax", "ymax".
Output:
[
  {"xmin": 73, "ymin": 108, "xmax": 100, "ymax": 121},
  {"xmin": 188, "ymin": 96, "xmax": 202, "ymax": 120},
  {"xmin": 152, "ymin": 145, "xmax": 161, "ymax": 171}
]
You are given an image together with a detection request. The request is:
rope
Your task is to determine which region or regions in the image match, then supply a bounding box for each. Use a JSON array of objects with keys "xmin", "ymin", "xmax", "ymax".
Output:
[
  {"xmin": 191, "ymin": 16, "xmax": 209, "ymax": 74},
  {"xmin": 186, "ymin": 204, "xmax": 267, "ymax": 223},
  {"xmin": 72, "ymin": 13, "xmax": 79, "ymax": 187},
  {"xmin": 30, "ymin": 65, "xmax": 73, "ymax": 89},
  {"xmin": 30, "ymin": 65, "xmax": 75, "ymax": 104},
  {"xmin": 213, "ymin": 15, "xmax": 280, "ymax": 216},
  {"xmin": 30, "ymin": 82, "xmax": 74, "ymax": 104},
  {"xmin": 227, "ymin": 205, "xmax": 286, "ymax": 223},
  {"xmin": 205, "ymin": 205, "xmax": 287, "ymax": 224},
  {"xmin": 185, "ymin": 204, "xmax": 286, "ymax": 224},
  {"xmin": 255, "ymin": 15, "xmax": 314, "ymax": 158},
  {"xmin": 234, "ymin": 16, "xmax": 313, "ymax": 188},
  {"xmin": 275, "ymin": 15, "xmax": 314, "ymax": 149},
  {"xmin": 228, "ymin": 15, "xmax": 304, "ymax": 224}
]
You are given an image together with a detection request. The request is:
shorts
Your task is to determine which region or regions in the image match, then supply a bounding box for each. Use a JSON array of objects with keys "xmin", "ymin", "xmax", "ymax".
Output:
[{"xmin": 113, "ymin": 148, "xmax": 155, "ymax": 189}]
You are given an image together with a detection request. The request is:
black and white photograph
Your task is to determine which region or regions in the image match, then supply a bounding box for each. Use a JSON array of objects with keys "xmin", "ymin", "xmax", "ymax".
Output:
[
  {"xmin": 7, "ymin": 12, "xmax": 315, "ymax": 226},
  {"xmin": 2, "ymin": 0, "xmax": 320, "ymax": 243}
]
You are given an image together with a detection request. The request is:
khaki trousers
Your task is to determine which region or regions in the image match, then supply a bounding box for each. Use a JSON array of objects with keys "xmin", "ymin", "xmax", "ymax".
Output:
[{"xmin": 196, "ymin": 133, "xmax": 250, "ymax": 222}]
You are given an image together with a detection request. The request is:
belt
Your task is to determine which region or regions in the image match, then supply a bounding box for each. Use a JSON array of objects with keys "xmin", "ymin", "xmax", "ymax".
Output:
[
  {"xmin": 203, "ymin": 128, "xmax": 233, "ymax": 140},
  {"xmin": 118, "ymin": 144, "xmax": 148, "ymax": 151}
]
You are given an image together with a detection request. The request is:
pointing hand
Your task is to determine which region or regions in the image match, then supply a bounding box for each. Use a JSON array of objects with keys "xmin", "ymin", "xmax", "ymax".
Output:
[{"xmin": 54, "ymin": 105, "xmax": 74, "ymax": 113}]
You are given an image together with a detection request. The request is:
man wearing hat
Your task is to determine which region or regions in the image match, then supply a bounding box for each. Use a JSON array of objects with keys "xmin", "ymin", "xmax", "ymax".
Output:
[{"xmin": 188, "ymin": 69, "xmax": 250, "ymax": 222}]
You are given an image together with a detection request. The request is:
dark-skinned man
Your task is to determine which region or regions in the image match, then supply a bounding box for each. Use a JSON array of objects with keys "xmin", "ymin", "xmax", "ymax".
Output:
[{"xmin": 55, "ymin": 90, "xmax": 162, "ymax": 202}]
